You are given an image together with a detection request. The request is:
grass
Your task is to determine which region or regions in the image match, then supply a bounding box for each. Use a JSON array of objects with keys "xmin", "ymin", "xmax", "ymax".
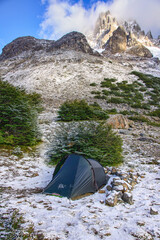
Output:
[
  {"xmin": 58, "ymin": 99, "xmax": 109, "ymax": 121},
  {"xmin": 0, "ymin": 79, "xmax": 42, "ymax": 146},
  {"xmin": 48, "ymin": 121, "xmax": 123, "ymax": 166}
]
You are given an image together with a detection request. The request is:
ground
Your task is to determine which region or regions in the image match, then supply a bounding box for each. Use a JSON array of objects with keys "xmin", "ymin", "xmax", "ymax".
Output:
[{"xmin": 0, "ymin": 50, "xmax": 160, "ymax": 239}]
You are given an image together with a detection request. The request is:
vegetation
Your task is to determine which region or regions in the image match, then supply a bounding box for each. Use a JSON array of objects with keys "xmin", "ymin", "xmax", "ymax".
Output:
[
  {"xmin": 49, "ymin": 122, "xmax": 123, "ymax": 166},
  {"xmin": 90, "ymin": 72, "xmax": 160, "ymax": 114},
  {"xmin": 90, "ymin": 82, "xmax": 97, "ymax": 86},
  {"xmin": 0, "ymin": 79, "xmax": 42, "ymax": 146},
  {"xmin": 129, "ymin": 115, "xmax": 160, "ymax": 127},
  {"xmin": 58, "ymin": 99, "xmax": 109, "ymax": 121}
]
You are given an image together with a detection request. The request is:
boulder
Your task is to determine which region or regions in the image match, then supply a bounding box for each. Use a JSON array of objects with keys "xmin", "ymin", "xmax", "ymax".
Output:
[
  {"xmin": 126, "ymin": 44, "xmax": 153, "ymax": 58},
  {"xmin": 122, "ymin": 192, "xmax": 133, "ymax": 204},
  {"xmin": 105, "ymin": 191, "xmax": 118, "ymax": 207},
  {"xmin": 106, "ymin": 114, "xmax": 130, "ymax": 129},
  {"xmin": 103, "ymin": 26, "xmax": 127, "ymax": 53},
  {"xmin": 150, "ymin": 207, "xmax": 158, "ymax": 215}
]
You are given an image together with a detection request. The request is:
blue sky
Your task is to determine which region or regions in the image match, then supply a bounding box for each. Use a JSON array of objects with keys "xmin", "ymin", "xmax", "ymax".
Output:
[
  {"xmin": 0, "ymin": 0, "xmax": 160, "ymax": 53},
  {"xmin": 0, "ymin": 0, "xmax": 46, "ymax": 52}
]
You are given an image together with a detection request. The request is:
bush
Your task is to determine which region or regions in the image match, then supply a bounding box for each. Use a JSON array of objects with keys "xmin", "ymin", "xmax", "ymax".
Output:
[
  {"xmin": 58, "ymin": 100, "xmax": 108, "ymax": 121},
  {"xmin": 90, "ymin": 82, "xmax": 97, "ymax": 86},
  {"xmin": 129, "ymin": 115, "xmax": 160, "ymax": 127},
  {"xmin": 0, "ymin": 80, "xmax": 42, "ymax": 146},
  {"xmin": 48, "ymin": 122, "xmax": 123, "ymax": 166},
  {"xmin": 148, "ymin": 109, "xmax": 160, "ymax": 118}
]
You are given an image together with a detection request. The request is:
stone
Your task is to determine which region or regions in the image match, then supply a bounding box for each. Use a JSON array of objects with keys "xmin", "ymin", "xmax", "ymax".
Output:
[
  {"xmin": 105, "ymin": 191, "xmax": 118, "ymax": 207},
  {"xmin": 99, "ymin": 190, "xmax": 105, "ymax": 194},
  {"xmin": 150, "ymin": 207, "xmax": 158, "ymax": 215},
  {"xmin": 106, "ymin": 114, "xmax": 130, "ymax": 129},
  {"xmin": 103, "ymin": 26, "xmax": 127, "ymax": 53},
  {"xmin": 126, "ymin": 44, "xmax": 153, "ymax": 58},
  {"xmin": 122, "ymin": 192, "xmax": 133, "ymax": 204},
  {"xmin": 112, "ymin": 185, "xmax": 124, "ymax": 192},
  {"xmin": 106, "ymin": 185, "xmax": 112, "ymax": 191}
]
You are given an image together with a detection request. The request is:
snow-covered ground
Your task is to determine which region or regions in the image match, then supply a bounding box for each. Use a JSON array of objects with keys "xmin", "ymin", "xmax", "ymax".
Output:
[
  {"xmin": 0, "ymin": 51, "xmax": 160, "ymax": 239},
  {"xmin": 146, "ymin": 46, "xmax": 160, "ymax": 60},
  {"xmin": 1, "ymin": 122, "xmax": 160, "ymax": 240}
]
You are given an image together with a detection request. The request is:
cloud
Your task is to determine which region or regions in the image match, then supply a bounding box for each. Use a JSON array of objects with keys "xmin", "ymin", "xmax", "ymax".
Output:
[{"xmin": 40, "ymin": 0, "xmax": 160, "ymax": 40}]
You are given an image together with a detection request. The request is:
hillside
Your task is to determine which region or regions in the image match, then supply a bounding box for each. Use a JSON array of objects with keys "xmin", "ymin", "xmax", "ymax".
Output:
[{"xmin": 0, "ymin": 29, "xmax": 160, "ymax": 240}]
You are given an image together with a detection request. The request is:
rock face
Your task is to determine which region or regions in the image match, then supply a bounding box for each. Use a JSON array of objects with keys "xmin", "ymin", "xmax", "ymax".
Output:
[
  {"xmin": 87, "ymin": 12, "xmax": 153, "ymax": 49},
  {"xmin": 103, "ymin": 26, "xmax": 127, "ymax": 53},
  {"xmin": 0, "ymin": 32, "xmax": 95, "ymax": 60},
  {"xmin": 106, "ymin": 114, "xmax": 130, "ymax": 129},
  {"xmin": 146, "ymin": 31, "xmax": 153, "ymax": 40},
  {"xmin": 0, "ymin": 36, "xmax": 53, "ymax": 60},
  {"xmin": 126, "ymin": 44, "xmax": 153, "ymax": 58},
  {"xmin": 92, "ymin": 11, "xmax": 118, "ymax": 48},
  {"xmin": 47, "ymin": 31, "xmax": 94, "ymax": 55}
]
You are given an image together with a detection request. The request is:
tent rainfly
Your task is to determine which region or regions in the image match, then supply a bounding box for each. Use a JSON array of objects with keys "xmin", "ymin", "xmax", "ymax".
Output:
[{"xmin": 43, "ymin": 154, "xmax": 107, "ymax": 199}]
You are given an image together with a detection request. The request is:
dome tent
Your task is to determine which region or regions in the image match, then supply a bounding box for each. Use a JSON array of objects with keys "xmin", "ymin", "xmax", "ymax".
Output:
[{"xmin": 43, "ymin": 154, "xmax": 107, "ymax": 199}]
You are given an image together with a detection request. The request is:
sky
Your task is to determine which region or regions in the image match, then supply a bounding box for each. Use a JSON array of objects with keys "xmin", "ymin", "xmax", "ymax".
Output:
[{"xmin": 0, "ymin": 0, "xmax": 160, "ymax": 53}]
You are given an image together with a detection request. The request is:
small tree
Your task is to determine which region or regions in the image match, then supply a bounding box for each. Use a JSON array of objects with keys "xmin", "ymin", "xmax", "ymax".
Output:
[
  {"xmin": 58, "ymin": 100, "xmax": 108, "ymax": 121},
  {"xmin": 48, "ymin": 121, "xmax": 123, "ymax": 166}
]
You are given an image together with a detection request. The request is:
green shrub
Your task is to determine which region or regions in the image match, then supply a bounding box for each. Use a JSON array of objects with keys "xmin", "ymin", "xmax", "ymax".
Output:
[
  {"xmin": 90, "ymin": 82, "xmax": 97, "ymax": 87},
  {"xmin": 58, "ymin": 100, "xmax": 108, "ymax": 121},
  {"xmin": 120, "ymin": 110, "xmax": 138, "ymax": 115},
  {"xmin": 0, "ymin": 80, "xmax": 42, "ymax": 146},
  {"xmin": 106, "ymin": 108, "xmax": 118, "ymax": 114},
  {"xmin": 107, "ymin": 97, "xmax": 126, "ymax": 104},
  {"xmin": 48, "ymin": 122, "xmax": 123, "ymax": 166},
  {"xmin": 129, "ymin": 115, "xmax": 160, "ymax": 127},
  {"xmin": 148, "ymin": 109, "xmax": 160, "ymax": 117},
  {"xmin": 91, "ymin": 91, "xmax": 101, "ymax": 95}
]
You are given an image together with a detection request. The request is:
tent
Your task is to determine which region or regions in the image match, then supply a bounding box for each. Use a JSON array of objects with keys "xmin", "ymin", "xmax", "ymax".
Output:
[{"xmin": 43, "ymin": 154, "xmax": 107, "ymax": 199}]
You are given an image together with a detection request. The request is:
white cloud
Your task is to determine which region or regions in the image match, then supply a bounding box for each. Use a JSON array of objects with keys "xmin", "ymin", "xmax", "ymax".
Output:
[{"xmin": 40, "ymin": 0, "xmax": 160, "ymax": 40}]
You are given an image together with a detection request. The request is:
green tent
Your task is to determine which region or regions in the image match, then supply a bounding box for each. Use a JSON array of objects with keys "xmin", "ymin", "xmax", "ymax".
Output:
[{"xmin": 43, "ymin": 154, "xmax": 107, "ymax": 199}]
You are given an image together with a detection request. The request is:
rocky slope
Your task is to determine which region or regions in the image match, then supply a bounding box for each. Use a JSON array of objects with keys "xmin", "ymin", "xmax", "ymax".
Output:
[{"xmin": 0, "ymin": 31, "xmax": 160, "ymax": 239}]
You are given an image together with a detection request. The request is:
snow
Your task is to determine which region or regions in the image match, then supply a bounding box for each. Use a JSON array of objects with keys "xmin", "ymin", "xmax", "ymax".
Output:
[
  {"xmin": 0, "ymin": 50, "xmax": 160, "ymax": 239},
  {"xmin": 146, "ymin": 46, "xmax": 160, "ymax": 60}
]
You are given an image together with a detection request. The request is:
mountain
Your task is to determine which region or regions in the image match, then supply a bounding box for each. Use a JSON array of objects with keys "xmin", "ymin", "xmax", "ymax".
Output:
[
  {"xmin": 87, "ymin": 11, "xmax": 154, "ymax": 49},
  {"xmin": 0, "ymin": 32, "xmax": 96, "ymax": 61},
  {"xmin": 86, "ymin": 11, "xmax": 160, "ymax": 58}
]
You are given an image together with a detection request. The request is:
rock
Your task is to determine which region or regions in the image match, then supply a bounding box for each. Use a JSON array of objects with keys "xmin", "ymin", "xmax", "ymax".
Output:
[
  {"xmin": 103, "ymin": 26, "xmax": 127, "ymax": 53},
  {"xmin": 111, "ymin": 167, "xmax": 118, "ymax": 174},
  {"xmin": 105, "ymin": 191, "xmax": 118, "ymax": 207},
  {"xmin": 146, "ymin": 30, "xmax": 153, "ymax": 39},
  {"xmin": 126, "ymin": 44, "xmax": 153, "ymax": 58},
  {"xmin": 0, "ymin": 36, "xmax": 53, "ymax": 60},
  {"xmin": 99, "ymin": 189, "xmax": 105, "ymax": 194},
  {"xmin": 48, "ymin": 31, "xmax": 95, "ymax": 55},
  {"xmin": 107, "ymin": 114, "xmax": 130, "ymax": 129},
  {"xmin": 150, "ymin": 207, "xmax": 158, "ymax": 215},
  {"xmin": 112, "ymin": 185, "xmax": 124, "ymax": 192},
  {"xmin": 122, "ymin": 192, "xmax": 133, "ymax": 204},
  {"xmin": 106, "ymin": 185, "xmax": 112, "ymax": 191}
]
